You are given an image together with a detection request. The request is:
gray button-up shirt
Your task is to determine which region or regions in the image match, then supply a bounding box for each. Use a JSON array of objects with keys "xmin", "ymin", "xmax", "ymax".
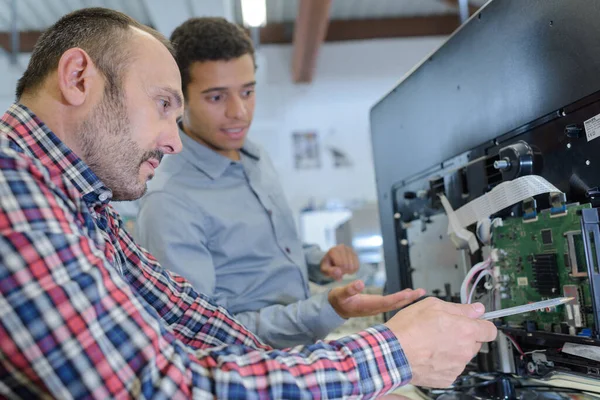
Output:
[{"xmin": 135, "ymin": 131, "xmax": 345, "ymax": 348}]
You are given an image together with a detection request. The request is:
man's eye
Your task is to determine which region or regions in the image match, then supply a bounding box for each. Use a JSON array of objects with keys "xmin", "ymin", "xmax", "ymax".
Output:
[
  {"xmin": 209, "ymin": 95, "xmax": 222, "ymax": 102},
  {"xmin": 159, "ymin": 99, "xmax": 170, "ymax": 110},
  {"xmin": 242, "ymin": 90, "xmax": 254, "ymax": 98}
]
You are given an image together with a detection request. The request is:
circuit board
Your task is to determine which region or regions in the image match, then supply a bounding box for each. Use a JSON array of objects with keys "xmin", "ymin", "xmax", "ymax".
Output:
[{"xmin": 492, "ymin": 203, "xmax": 595, "ymax": 335}]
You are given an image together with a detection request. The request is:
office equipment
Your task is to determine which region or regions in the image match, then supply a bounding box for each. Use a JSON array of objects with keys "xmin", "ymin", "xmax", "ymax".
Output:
[{"xmin": 370, "ymin": 0, "xmax": 600, "ymax": 391}]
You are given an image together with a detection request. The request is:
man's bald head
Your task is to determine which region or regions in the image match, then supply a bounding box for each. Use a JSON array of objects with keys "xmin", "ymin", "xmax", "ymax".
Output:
[{"xmin": 16, "ymin": 7, "xmax": 174, "ymax": 100}]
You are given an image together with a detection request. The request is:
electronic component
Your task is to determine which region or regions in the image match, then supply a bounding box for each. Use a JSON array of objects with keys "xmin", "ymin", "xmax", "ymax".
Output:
[
  {"xmin": 531, "ymin": 253, "xmax": 559, "ymax": 296},
  {"xmin": 564, "ymin": 285, "xmax": 585, "ymax": 328},
  {"xmin": 523, "ymin": 197, "xmax": 538, "ymax": 222},
  {"xmin": 550, "ymin": 192, "xmax": 567, "ymax": 216},
  {"xmin": 541, "ymin": 229, "xmax": 553, "ymax": 245},
  {"xmin": 492, "ymin": 204, "xmax": 595, "ymax": 333},
  {"xmin": 564, "ymin": 230, "xmax": 589, "ymax": 278}
]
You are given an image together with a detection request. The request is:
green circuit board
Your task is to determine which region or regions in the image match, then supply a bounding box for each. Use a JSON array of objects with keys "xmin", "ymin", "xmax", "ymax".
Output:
[{"xmin": 492, "ymin": 203, "xmax": 595, "ymax": 334}]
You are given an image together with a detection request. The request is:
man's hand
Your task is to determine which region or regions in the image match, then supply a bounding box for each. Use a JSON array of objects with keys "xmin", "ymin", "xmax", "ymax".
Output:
[
  {"xmin": 328, "ymin": 279, "xmax": 426, "ymax": 319},
  {"xmin": 320, "ymin": 245, "xmax": 360, "ymax": 280},
  {"xmin": 385, "ymin": 297, "xmax": 498, "ymax": 389}
]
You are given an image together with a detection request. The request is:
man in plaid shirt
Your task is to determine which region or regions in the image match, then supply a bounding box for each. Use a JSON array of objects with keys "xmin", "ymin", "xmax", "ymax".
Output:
[{"xmin": 0, "ymin": 7, "xmax": 497, "ymax": 399}]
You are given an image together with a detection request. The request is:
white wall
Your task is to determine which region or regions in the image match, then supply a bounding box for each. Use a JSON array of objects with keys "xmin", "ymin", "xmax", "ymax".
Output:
[
  {"xmin": 0, "ymin": 54, "xmax": 30, "ymax": 111},
  {"xmin": 0, "ymin": 37, "xmax": 447, "ymax": 220},
  {"xmin": 250, "ymin": 36, "xmax": 447, "ymax": 217}
]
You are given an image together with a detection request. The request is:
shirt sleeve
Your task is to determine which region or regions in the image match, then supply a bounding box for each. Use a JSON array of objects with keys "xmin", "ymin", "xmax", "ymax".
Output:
[
  {"xmin": 0, "ymin": 151, "xmax": 413, "ymax": 398},
  {"xmin": 135, "ymin": 191, "xmax": 346, "ymax": 348},
  {"xmin": 234, "ymin": 291, "xmax": 346, "ymax": 348}
]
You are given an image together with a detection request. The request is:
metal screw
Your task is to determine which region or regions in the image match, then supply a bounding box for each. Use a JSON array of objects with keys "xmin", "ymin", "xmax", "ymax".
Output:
[
  {"xmin": 394, "ymin": 213, "xmax": 401, "ymax": 219},
  {"xmin": 586, "ymin": 160, "xmax": 591, "ymax": 166},
  {"xmin": 400, "ymin": 239, "xmax": 409, "ymax": 246},
  {"xmin": 494, "ymin": 159, "xmax": 510, "ymax": 170},
  {"xmin": 567, "ymin": 143, "xmax": 571, "ymax": 149}
]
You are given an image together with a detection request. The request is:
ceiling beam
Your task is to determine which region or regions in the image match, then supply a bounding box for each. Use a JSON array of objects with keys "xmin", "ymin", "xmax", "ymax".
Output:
[
  {"xmin": 1, "ymin": 14, "xmax": 462, "ymax": 54},
  {"xmin": 291, "ymin": 0, "xmax": 333, "ymax": 83},
  {"xmin": 0, "ymin": 31, "xmax": 39, "ymax": 53},
  {"xmin": 324, "ymin": 15, "xmax": 459, "ymax": 41},
  {"xmin": 258, "ymin": 15, "xmax": 461, "ymax": 44}
]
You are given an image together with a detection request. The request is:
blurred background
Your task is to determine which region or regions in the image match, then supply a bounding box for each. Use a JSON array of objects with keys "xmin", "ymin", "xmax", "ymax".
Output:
[{"xmin": 0, "ymin": 0, "xmax": 483, "ymax": 286}]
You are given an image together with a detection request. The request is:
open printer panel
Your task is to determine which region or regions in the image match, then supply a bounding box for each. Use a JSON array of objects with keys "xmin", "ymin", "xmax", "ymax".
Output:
[
  {"xmin": 370, "ymin": 0, "xmax": 600, "ymax": 384},
  {"xmin": 391, "ymin": 93, "xmax": 600, "ymax": 378}
]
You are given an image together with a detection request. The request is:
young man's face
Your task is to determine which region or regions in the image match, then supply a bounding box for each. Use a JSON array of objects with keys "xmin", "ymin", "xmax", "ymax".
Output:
[
  {"xmin": 181, "ymin": 54, "xmax": 256, "ymax": 160},
  {"xmin": 77, "ymin": 29, "xmax": 184, "ymax": 201}
]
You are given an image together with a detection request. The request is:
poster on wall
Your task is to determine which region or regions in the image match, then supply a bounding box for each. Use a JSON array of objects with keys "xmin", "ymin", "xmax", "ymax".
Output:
[{"xmin": 293, "ymin": 131, "xmax": 321, "ymax": 169}]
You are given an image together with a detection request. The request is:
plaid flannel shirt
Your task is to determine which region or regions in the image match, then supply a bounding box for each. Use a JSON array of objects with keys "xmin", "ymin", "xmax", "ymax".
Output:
[{"xmin": 0, "ymin": 103, "xmax": 412, "ymax": 399}]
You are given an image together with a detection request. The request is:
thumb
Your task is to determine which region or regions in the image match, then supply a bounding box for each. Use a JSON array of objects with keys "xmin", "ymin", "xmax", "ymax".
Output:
[{"xmin": 339, "ymin": 280, "xmax": 365, "ymax": 300}]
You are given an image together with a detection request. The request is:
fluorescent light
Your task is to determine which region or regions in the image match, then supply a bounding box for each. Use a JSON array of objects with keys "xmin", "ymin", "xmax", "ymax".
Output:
[
  {"xmin": 241, "ymin": 0, "xmax": 267, "ymax": 27},
  {"xmin": 353, "ymin": 235, "xmax": 383, "ymax": 249}
]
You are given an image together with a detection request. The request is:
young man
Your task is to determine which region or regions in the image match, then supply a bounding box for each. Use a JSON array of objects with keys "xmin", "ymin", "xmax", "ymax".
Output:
[
  {"xmin": 0, "ymin": 8, "xmax": 497, "ymax": 398},
  {"xmin": 135, "ymin": 17, "xmax": 424, "ymax": 349}
]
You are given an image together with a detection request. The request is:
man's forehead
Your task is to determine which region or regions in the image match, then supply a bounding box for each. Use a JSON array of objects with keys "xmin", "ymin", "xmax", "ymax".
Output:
[
  {"xmin": 127, "ymin": 33, "xmax": 181, "ymax": 89},
  {"xmin": 189, "ymin": 58, "xmax": 255, "ymax": 89}
]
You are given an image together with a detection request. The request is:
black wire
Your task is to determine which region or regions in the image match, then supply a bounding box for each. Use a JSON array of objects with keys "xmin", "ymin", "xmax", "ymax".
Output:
[
  {"xmin": 432, "ymin": 374, "xmax": 590, "ymax": 396},
  {"xmin": 450, "ymin": 380, "xmax": 499, "ymax": 390},
  {"xmin": 517, "ymin": 385, "xmax": 591, "ymax": 393}
]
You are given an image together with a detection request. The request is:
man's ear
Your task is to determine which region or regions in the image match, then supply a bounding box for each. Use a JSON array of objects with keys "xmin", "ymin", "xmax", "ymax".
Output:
[{"xmin": 57, "ymin": 48, "xmax": 99, "ymax": 107}]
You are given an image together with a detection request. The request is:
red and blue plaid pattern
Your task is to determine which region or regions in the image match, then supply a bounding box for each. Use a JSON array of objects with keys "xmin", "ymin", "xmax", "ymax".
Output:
[{"xmin": 0, "ymin": 103, "xmax": 412, "ymax": 399}]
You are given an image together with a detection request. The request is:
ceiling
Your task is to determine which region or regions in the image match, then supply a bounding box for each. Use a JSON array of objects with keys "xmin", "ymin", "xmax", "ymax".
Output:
[
  {"xmin": 233, "ymin": 0, "xmax": 458, "ymax": 24},
  {"xmin": 0, "ymin": 0, "xmax": 151, "ymax": 31},
  {"xmin": 0, "ymin": 0, "xmax": 487, "ymax": 32},
  {"xmin": 0, "ymin": 0, "xmax": 489, "ymax": 83}
]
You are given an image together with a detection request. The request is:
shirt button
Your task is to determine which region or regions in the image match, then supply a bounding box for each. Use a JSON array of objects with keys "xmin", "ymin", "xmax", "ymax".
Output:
[
  {"xmin": 285, "ymin": 247, "xmax": 291, "ymax": 254},
  {"xmin": 98, "ymin": 192, "xmax": 110, "ymax": 202}
]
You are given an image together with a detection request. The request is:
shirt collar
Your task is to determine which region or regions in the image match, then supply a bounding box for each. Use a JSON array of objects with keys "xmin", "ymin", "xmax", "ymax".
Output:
[
  {"xmin": 179, "ymin": 124, "xmax": 261, "ymax": 180},
  {"xmin": 1, "ymin": 103, "xmax": 113, "ymax": 205}
]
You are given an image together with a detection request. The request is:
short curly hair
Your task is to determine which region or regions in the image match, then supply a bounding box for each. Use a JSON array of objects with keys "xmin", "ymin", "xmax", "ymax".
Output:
[{"xmin": 170, "ymin": 18, "xmax": 255, "ymax": 98}]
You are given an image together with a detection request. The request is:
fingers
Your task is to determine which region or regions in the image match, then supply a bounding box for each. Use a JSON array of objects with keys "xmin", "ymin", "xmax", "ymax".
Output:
[
  {"xmin": 361, "ymin": 288, "xmax": 425, "ymax": 314},
  {"xmin": 409, "ymin": 288, "xmax": 426, "ymax": 299},
  {"xmin": 339, "ymin": 280, "xmax": 364, "ymax": 300},
  {"xmin": 326, "ymin": 245, "xmax": 360, "ymax": 276},
  {"xmin": 346, "ymin": 247, "xmax": 360, "ymax": 274},
  {"xmin": 382, "ymin": 288, "xmax": 425, "ymax": 307},
  {"xmin": 321, "ymin": 264, "xmax": 343, "ymax": 280}
]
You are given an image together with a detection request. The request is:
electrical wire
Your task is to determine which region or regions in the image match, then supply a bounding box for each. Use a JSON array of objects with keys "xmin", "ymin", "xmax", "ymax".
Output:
[
  {"xmin": 504, "ymin": 333, "xmax": 524, "ymax": 356},
  {"xmin": 460, "ymin": 258, "xmax": 492, "ymax": 304},
  {"xmin": 428, "ymin": 372, "xmax": 589, "ymax": 397},
  {"xmin": 467, "ymin": 269, "xmax": 494, "ymax": 304}
]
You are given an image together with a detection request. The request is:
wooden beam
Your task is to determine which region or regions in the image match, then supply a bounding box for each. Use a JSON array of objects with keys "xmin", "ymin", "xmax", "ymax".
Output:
[
  {"xmin": 3, "ymin": 15, "xmax": 461, "ymax": 56},
  {"xmin": 291, "ymin": 0, "xmax": 333, "ymax": 83},
  {"xmin": 325, "ymin": 15, "xmax": 459, "ymax": 41},
  {"xmin": 0, "ymin": 31, "xmax": 40, "ymax": 53},
  {"xmin": 258, "ymin": 15, "xmax": 460, "ymax": 44},
  {"xmin": 442, "ymin": 0, "xmax": 480, "ymax": 16}
]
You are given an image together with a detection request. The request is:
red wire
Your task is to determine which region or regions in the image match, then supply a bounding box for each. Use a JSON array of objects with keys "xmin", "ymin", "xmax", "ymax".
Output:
[{"xmin": 505, "ymin": 333, "xmax": 525, "ymax": 356}]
